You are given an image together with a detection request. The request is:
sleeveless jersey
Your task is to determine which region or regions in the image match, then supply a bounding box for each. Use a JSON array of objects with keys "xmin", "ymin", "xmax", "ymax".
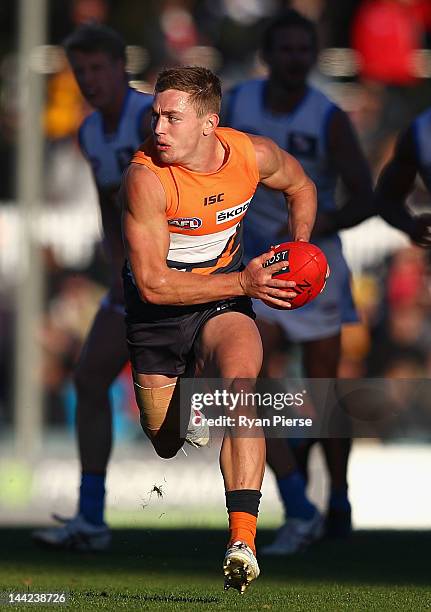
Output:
[
  {"xmin": 130, "ymin": 127, "xmax": 259, "ymax": 275},
  {"xmin": 78, "ymin": 87, "xmax": 152, "ymax": 190},
  {"xmin": 225, "ymin": 79, "xmax": 339, "ymax": 258},
  {"xmin": 413, "ymin": 108, "xmax": 431, "ymax": 193}
]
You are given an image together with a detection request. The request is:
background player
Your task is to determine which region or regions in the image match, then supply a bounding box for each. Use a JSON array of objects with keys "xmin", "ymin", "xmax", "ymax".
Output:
[
  {"xmin": 121, "ymin": 66, "xmax": 317, "ymax": 592},
  {"xmin": 223, "ymin": 10, "xmax": 375, "ymax": 554},
  {"xmin": 33, "ymin": 24, "xmax": 152, "ymax": 551},
  {"xmin": 376, "ymin": 106, "xmax": 431, "ymax": 246}
]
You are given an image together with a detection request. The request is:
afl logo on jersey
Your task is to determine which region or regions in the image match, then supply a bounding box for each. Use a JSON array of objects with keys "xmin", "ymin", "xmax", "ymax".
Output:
[
  {"xmin": 168, "ymin": 217, "xmax": 202, "ymax": 230},
  {"xmin": 216, "ymin": 199, "xmax": 251, "ymax": 224}
]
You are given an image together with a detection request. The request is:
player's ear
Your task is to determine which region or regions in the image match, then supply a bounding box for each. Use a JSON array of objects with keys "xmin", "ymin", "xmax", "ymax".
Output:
[{"xmin": 203, "ymin": 113, "xmax": 219, "ymax": 136}]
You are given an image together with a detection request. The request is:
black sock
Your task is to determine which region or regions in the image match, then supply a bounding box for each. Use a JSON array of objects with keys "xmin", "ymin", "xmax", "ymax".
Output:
[{"xmin": 225, "ymin": 489, "xmax": 262, "ymax": 517}]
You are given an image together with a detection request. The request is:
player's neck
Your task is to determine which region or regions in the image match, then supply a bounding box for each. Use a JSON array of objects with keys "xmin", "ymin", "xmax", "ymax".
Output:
[
  {"xmin": 100, "ymin": 81, "xmax": 129, "ymax": 133},
  {"xmin": 181, "ymin": 134, "xmax": 227, "ymax": 173},
  {"xmin": 265, "ymin": 80, "xmax": 308, "ymax": 114}
]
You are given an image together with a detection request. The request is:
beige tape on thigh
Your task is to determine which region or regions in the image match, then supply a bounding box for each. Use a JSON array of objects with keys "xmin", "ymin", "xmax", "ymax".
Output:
[{"xmin": 134, "ymin": 382, "xmax": 176, "ymax": 432}]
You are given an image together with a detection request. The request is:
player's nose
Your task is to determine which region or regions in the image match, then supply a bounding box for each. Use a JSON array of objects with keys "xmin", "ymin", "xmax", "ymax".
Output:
[
  {"xmin": 153, "ymin": 116, "xmax": 166, "ymax": 135},
  {"xmin": 81, "ymin": 71, "xmax": 95, "ymax": 89}
]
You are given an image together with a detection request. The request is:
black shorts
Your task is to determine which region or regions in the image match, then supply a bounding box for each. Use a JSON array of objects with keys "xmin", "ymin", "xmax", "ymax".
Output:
[{"xmin": 124, "ymin": 286, "xmax": 255, "ymax": 376}]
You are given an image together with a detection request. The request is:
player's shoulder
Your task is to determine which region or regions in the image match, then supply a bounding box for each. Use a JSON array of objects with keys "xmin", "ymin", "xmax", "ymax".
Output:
[
  {"xmin": 78, "ymin": 110, "xmax": 100, "ymax": 153},
  {"xmin": 306, "ymin": 86, "xmax": 349, "ymax": 139},
  {"xmin": 127, "ymin": 87, "xmax": 153, "ymax": 109},
  {"xmin": 308, "ymin": 84, "xmax": 337, "ymax": 104},
  {"xmin": 216, "ymin": 126, "xmax": 264, "ymax": 159},
  {"xmin": 216, "ymin": 125, "xmax": 248, "ymax": 138},
  {"xmin": 221, "ymin": 79, "xmax": 265, "ymax": 122},
  {"xmin": 244, "ymin": 132, "xmax": 280, "ymax": 172},
  {"xmin": 308, "ymin": 86, "xmax": 342, "ymax": 124},
  {"xmin": 123, "ymin": 156, "xmax": 165, "ymax": 199},
  {"xmin": 78, "ymin": 110, "xmax": 99, "ymax": 135},
  {"xmin": 226, "ymin": 77, "xmax": 265, "ymax": 95}
]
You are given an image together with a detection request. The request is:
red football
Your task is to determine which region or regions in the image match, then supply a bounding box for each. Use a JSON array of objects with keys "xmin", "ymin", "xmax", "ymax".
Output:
[{"xmin": 262, "ymin": 241, "xmax": 329, "ymax": 309}]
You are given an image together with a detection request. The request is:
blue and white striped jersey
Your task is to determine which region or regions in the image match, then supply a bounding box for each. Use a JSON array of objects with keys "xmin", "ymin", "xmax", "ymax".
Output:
[
  {"xmin": 78, "ymin": 87, "xmax": 152, "ymax": 190},
  {"xmin": 224, "ymin": 79, "xmax": 339, "ymax": 258}
]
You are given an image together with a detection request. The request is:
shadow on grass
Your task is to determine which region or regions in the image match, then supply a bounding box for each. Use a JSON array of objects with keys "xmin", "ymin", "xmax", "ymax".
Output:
[{"xmin": 0, "ymin": 528, "xmax": 430, "ymax": 588}]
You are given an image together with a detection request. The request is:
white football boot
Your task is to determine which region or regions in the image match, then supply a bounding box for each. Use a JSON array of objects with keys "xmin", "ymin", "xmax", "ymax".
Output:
[
  {"xmin": 185, "ymin": 407, "xmax": 210, "ymax": 448},
  {"xmin": 32, "ymin": 514, "xmax": 111, "ymax": 552},
  {"xmin": 261, "ymin": 509, "xmax": 324, "ymax": 556},
  {"xmin": 223, "ymin": 541, "xmax": 260, "ymax": 594}
]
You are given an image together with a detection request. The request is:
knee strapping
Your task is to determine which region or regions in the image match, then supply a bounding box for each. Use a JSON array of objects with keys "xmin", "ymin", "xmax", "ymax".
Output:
[{"xmin": 134, "ymin": 382, "xmax": 176, "ymax": 433}]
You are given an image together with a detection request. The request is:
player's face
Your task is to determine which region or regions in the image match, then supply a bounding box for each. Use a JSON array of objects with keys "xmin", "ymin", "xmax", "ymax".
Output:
[
  {"xmin": 69, "ymin": 50, "xmax": 126, "ymax": 111},
  {"xmin": 151, "ymin": 89, "xmax": 209, "ymax": 165},
  {"xmin": 265, "ymin": 26, "xmax": 317, "ymax": 90}
]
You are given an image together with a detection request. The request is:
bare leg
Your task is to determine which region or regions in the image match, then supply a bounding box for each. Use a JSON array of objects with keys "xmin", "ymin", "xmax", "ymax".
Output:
[
  {"xmin": 256, "ymin": 318, "xmax": 319, "ymax": 533},
  {"xmin": 132, "ymin": 370, "xmax": 188, "ymax": 459},
  {"xmin": 75, "ymin": 305, "xmax": 129, "ymax": 474},
  {"xmin": 302, "ymin": 334, "xmax": 351, "ymax": 491},
  {"xmin": 302, "ymin": 334, "xmax": 353, "ymax": 538},
  {"xmin": 256, "ymin": 318, "xmax": 299, "ymax": 478},
  {"xmin": 197, "ymin": 312, "xmax": 265, "ymax": 491}
]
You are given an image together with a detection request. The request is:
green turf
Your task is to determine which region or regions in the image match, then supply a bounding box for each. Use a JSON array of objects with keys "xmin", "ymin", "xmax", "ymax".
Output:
[{"xmin": 0, "ymin": 528, "xmax": 430, "ymax": 611}]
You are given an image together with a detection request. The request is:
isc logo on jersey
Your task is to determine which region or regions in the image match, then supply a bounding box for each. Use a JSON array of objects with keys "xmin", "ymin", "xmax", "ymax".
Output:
[
  {"xmin": 168, "ymin": 217, "xmax": 202, "ymax": 230},
  {"xmin": 216, "ymin": 199, "xmax": 251, "ymax": 224}
]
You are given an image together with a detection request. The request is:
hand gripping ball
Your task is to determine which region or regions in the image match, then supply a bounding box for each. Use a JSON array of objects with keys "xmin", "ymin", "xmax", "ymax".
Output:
[{"xmin": 262, "ymin": 241, "xmax": 329, "ymax": 309}]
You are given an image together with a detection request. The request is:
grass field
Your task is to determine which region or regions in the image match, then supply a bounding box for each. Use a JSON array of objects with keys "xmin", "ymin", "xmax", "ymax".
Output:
[{"xmin": 1, "ymin": 528, "xmax": 430, "ymax": 611}]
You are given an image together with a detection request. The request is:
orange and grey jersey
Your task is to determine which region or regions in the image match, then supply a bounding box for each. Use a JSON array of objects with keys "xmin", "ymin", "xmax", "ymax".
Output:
[
  {"xmin": 130, "ymin": 127, "xmax": 259, "ymax": 274},
  {"xmin": 78, "ymin": 87, "xmax": 152, "ymax": 190},
  {"xmin": 413, "ymin": 107, "xmax": 431, "ymax": 193}
]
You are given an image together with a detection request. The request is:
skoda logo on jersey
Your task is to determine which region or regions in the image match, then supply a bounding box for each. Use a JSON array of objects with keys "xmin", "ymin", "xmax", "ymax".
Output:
[
  {"xmin": 216, "ymin": 199, "xmax": 251, "ymax": 224},
  {"xmin": 168, "ymin": 217, "xmax": 202, "ymax": 230}
]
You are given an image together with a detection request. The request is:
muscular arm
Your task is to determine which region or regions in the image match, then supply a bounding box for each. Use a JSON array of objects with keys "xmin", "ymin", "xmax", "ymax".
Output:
[
  {"xmin": 249, "ymin": 134, "xmax": 317, "ymax": 241},
  {"xmin": 316, "ymin": 109, "xmax": 374, "ymax": 235},
  {"xmin": 121, "ymin": 164, "xmax": 296, "ymax": 306},
  {"xmin": 374, "ymin": 126, "xmax": 418, "ymax": 237}
]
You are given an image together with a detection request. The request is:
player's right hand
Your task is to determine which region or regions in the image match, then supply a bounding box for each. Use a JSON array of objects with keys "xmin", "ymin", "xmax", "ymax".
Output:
[
  {"xmin": 411, "ymin": 212, "xmax": 431, "ymax": 247},
  {"xmin": 238, "ymin": 250, "xmax": 297, "ymax": 308}
]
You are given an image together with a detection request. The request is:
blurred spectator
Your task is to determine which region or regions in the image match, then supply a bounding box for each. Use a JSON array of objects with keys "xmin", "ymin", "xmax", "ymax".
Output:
[
  {"xmin": 367, "ymin": 247, "xmax": 431, "ymax": 376},
  {"xmin": 352, "ymin": 0, "xmax": 428, "ymax": 86},
  {"xmin": 72, "ymin": 0, "xmax": 108, "ymax": 25},
  {"xmin": 44, "ymin": 60, "xmax": 86, "ymax": 141}
]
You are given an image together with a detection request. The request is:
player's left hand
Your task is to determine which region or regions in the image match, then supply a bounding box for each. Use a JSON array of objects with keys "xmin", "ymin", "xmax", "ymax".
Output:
[{"xmin": 239, "ymin": 250, "xmax": 297, "ymax": 308}]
